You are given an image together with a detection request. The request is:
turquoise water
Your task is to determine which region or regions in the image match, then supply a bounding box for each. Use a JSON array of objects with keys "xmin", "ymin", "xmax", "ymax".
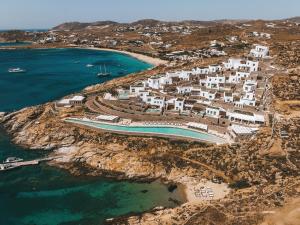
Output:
[
  {"xmin": 0, "ymin": 29, "xmax": 48, "ymax": 33},
  {"xmin": 0, "ymin": 130, "xmax": 183, "ymax": 224},
  {"xmin": 0, "ymin": 48, "xmax": 151, "ymax": 112},
  {"xmin": 0, "ymin": 49, "xmax": 184, "ymax": 225},
  {"xmin": 66, "ymin": 118, "xmax": 226, "ymax": 144},
  {"xmin": 0, "ymin": 42, "xmax": 31, "ymax": 47}
]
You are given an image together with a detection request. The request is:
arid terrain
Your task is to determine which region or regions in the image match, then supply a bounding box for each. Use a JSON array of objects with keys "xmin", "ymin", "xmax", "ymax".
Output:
[{"xmin": 0, "ymin": 18, "xmax": 299, "ymax": 225}]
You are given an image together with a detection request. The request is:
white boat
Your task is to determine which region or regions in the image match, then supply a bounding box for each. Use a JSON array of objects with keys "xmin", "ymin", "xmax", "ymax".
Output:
[
  {"xmin": 8, "ymin": 68, "xmax": 26, "ymax": 73},
  {"xmin": 97, "ymin": 65, "xmax": 111, "ymax": 77},
  {"xmin": 4, "ymin": 157, "xmax": 23, "ymax": 164},
  {"xmin": 86, "ymin": 64, "xmax": 94, "ymax": 67},
  {"xmin": 0, "ymin": 164, "xmax": 17, "ymax": 171}
]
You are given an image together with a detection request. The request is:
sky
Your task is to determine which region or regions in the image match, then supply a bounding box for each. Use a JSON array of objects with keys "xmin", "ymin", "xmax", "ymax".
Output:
[{"xmin": 0, "ymin": 0, "xmax": 299, "ymax": 29}]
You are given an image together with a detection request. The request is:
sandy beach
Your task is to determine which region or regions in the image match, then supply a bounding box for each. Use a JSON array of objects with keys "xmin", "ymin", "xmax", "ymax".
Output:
[
  {"xmin": 84, "ymin": 47, "xmax": 168, "ymax": 67},
  {"xmin": 176, "ymin": 177, "xmax": 230, "ymax": 203}
]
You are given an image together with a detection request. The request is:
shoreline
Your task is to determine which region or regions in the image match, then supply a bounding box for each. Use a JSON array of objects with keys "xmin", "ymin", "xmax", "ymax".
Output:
[
  {"xmin": 0, "ymin": 44, "xmax": 169, "ymax": 67},
  {"xmin": 0, "ymin": 44, "xmax": 229, "ymax": 220},
  {"xmin": 82, "ymin": 46, "xmax": 168, "ymax": 67}
]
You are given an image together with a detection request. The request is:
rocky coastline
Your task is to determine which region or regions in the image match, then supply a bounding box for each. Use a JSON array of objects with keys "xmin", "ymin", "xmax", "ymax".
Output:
[
  {"xmin": 0, "ymin": 66, "xmax": 232, "ymax": 223},
  {"xmin": 1, "ymin": 42, "xmax": 299, "ymax": 224}
]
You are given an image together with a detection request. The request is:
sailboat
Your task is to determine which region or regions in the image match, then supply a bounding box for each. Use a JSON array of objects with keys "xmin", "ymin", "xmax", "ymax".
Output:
[{"xmin": 97, "ymin": 64, "xmax": 111, "ymax": 77}]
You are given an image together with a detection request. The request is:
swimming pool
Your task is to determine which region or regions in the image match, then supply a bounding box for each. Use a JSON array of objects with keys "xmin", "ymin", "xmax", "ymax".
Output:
[{"xmin": 65, "ymin": 118, "xmax": 226, "ymax": 144}]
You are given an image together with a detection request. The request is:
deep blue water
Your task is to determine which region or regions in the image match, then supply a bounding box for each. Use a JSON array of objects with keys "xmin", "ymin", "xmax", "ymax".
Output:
[
  {"xmin": 0, "ymin": 49, "xmax": 183, "ymax": 225},
  {"xmin": 0, "ymin": 29, "xmax": 48, "ymax": 33},
  {"xmin": 0, "ymin": 42, "xmax": 32, "ymax": 47},
  {"xmin": 0, "ymin": 48, "xmax": 150, "ymax": 112}
]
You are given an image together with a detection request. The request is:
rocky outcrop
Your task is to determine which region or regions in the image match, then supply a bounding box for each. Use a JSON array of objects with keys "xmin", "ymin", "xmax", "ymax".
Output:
[{"xmin": 2, "ymin": 102, "xmax": 299, "ymax": 225}]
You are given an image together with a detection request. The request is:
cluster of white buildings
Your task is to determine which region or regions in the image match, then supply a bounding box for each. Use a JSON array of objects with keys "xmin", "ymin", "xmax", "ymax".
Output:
[
  {"xmin": 165, "ymin": 48, "xmax": 227, "ymax": 61},
  {"xmin": 249, "ymin": 31, "xmax": 271, "ymax": 39},
  {"xmin": 124, "ymin": 44, "xmax": 269, "ymax": 127}
]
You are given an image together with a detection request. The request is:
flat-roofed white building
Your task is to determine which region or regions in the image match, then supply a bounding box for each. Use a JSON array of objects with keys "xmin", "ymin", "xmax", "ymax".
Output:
[
  {"xmin": 175, "ymin": 99, "xmax": 184, "ymax": 111},
  {"xmin": 236, "ymin": 92, "xmax": 256, "ymax": 107},
  {"xmin": 187, "ymin": 122, "xmax": 208, "ymax": 132},
  {"xmin": 178, "ymin": 70, "xmax": 192, "ymax": 81},
  {"xmin": 192, "ymin": 67, "xmax": 210, "ymax": 75},
  {"xmin": 227, "ymin": 110, "xmax": 265, "ymax": 124},
  {"xmin": 96, "ymin": 114, "xmax": 120, "ymax": 123},
  {"xmin": 228, "ymin": 124, "xmax": 259, "ymax": 141},
  {"xmin": 177, "ymin": 86, "xmax": 192, "ymax": 94},
  {"xmin": 243, "ymin": 80, "xmax": 257, "ymax": 92},
  {"xmin": 69, "ymin": 96, "xmax": 85, "ymax": 106},
  {"xmin": 246, "ymin": 60, "xmax": 259, "ymax": 72},
  {"xmin": 130, "ymin": 83, "xmax": 145, "ymax": 96},
  {"xmin": 206, "ymin": 106, "xmax": 226, "ymax": 118},
  {"xmin": 250, "ymin": 45, "xmax": 269, "ymax": 58},
  {"xmin": 142, "ymin": 95, "xmax": 165, "ymax": 108},
  {"xmin": 204, "ymin": 75, "xmax": 226, "ymax": 90},
  {"xmin": 224, "ymin": 92, "xmax": 234, "ymax": 103},
  {"xmin": 223, "ymin": 58, "xmax": 243, "ymax": 70},
  {"xmin": 139, "ymin": 91, "xmax": 150, "ymax": 102},
  {"xmin": 167, "ymin": 98, "xmax": 185, "ymax": 112},
  {"xmin": 228, "ymin": 70, "xmax": 250, "ymax": 84},
  {"xmin": 147, "ymin": 75, "xmax": 162, "ymax": 89},
  {"xmin": 200, "ymin": 89, "xmax": 217, "ymax": 100},
  {"xmin": 209, "ymin": 64, "xmax": 222, "ymax": 73},
  {"xmin": 56, "ymin": 99, "xmax": 71, "ymax": 107},
  {"xmin": 223, "ymin": 58, "xmax": 259, "ymax": 72}
]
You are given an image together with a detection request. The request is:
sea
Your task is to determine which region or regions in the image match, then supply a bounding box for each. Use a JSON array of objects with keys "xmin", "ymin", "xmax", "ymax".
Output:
[
  {"xmin": 0, "ymin": 48, "xmax": 184, "ymax": 225},
  {"xmin": 0, "ymin": 29, "xmax": 48, "ymax": 33}
]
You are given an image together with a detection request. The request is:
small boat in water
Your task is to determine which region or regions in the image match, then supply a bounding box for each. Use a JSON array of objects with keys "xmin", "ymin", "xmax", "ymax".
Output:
[
  {"xmin": 0, "ymin": 163, "xmax": 18, "ymax": 171},
  {"xmin": 8, "ymin": 68, "xmax": 26, "ymax": 73},
  {"xmin": 97, "ymin": 65, "xmax": 111, "ymax": 77},
  {"xmin": 4, "ymin": 157, "xmax": 23, "ymax": 164},
  {"xmin": 86, "ymin": 64, "xmax": 94, "ymax": 67}
]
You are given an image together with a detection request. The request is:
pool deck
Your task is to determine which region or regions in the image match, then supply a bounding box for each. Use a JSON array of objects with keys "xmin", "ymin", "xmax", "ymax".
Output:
[{"xmin": 64, "ymin": 118, "xmax": 231, "ymax": 145}]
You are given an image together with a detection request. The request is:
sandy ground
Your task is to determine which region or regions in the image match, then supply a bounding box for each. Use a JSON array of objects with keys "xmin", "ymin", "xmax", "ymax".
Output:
[
  {"xmin": 84, "ymin": 47, "xmax": 168, "ymax": 66},
  {"xmin": 177, "ymin": 177, "xmax": 230, "ymax": 203}
]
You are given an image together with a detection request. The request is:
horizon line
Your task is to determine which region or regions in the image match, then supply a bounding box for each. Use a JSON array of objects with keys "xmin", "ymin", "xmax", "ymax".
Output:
[{"xmin": 1, "ymin": 15, "xmax": 299, "ymax": 30}]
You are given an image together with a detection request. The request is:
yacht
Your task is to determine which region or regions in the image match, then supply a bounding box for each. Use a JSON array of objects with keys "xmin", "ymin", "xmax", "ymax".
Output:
[
  {"xmin": 4, "ymin": 157, "xmax": 23, "ymax": 164},
  {"xmin": 97, "ymin": 65, "xmax": 111, "ymax": 77},
  {"xmin": 8, "ymin": 68, "xmax": 26, "ymax": 73},
  {"xmin": 0, "ymin": 164, "xmax": 17, "ymax": 171},
  {"xmin": 86, "ymin": 64, "xmax": 94, "ymax": 68}
]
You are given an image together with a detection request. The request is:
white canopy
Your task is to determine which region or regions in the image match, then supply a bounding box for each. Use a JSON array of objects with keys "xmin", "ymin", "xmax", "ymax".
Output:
[
  {"xmin": 96, "ymin": 114, "xmax": 119, "ymax": 121},
  {"xmin": 231, "ymin": 124, "xmax": 258, "ymax": 135},
  {"xmin": 187, "ymin": 122, "xmax": 208, "ymax": 131}
]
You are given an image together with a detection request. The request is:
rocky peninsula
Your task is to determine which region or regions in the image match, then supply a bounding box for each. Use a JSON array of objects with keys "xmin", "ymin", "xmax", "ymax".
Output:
[{"xmin": 1, "ymin": 18, "xmax": 299, "ymax": 224}]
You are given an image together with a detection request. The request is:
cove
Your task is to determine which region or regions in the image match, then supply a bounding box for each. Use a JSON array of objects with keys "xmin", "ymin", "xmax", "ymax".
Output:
[
  {"xmin": 0, "ymin": 132, "xmax": 184, "ymax": 225},
  {"xmin": 0, "ymin": 48, "xmax": 151, "ymax": 112},
  {"xmin": 0, "ymin": 48, "xmax": 185, "ymax": 225}
]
